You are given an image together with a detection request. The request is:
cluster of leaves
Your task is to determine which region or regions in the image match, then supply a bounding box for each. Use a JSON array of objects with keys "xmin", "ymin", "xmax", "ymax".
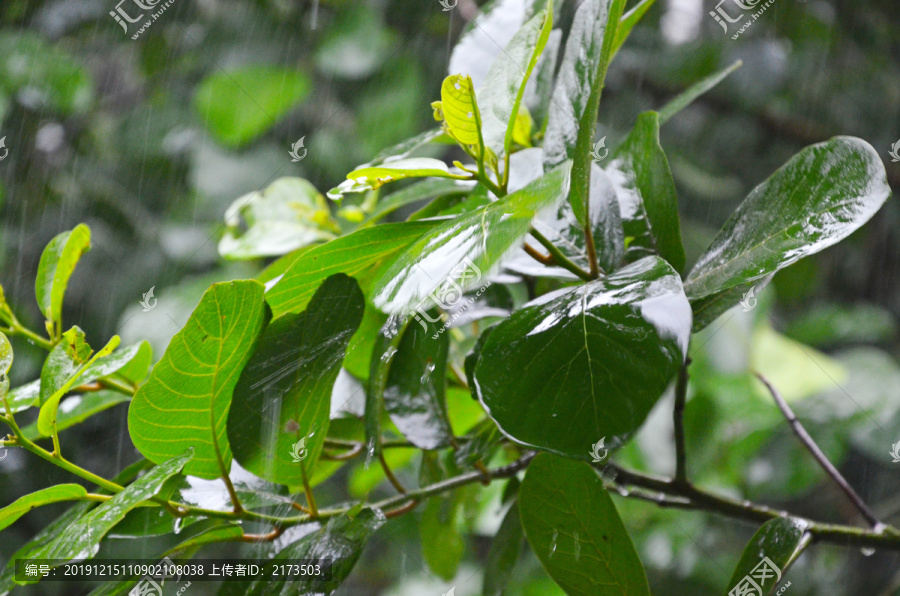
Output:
[{"xmin": 0, "ymin": 0, "xmax": 893, "ymax": 594}]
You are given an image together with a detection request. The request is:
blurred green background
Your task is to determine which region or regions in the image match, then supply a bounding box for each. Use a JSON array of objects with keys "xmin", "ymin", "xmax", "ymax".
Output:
[{"xmin": 1, "ymin": 0, "xmax": 900, "ymax": 594}]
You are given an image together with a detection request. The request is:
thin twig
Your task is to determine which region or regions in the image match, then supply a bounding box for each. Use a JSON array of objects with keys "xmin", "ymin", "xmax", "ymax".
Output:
[
  {"xmin": 673, "ymin": 358, "xmax": 691, "ymax": 485},
  {"xmin": 756, "ymin": 373, "xmax": 882, "ymax": 528},
  {"xmin": 378, "ymin": 451, "xmax": 408, "ymax": 495}
]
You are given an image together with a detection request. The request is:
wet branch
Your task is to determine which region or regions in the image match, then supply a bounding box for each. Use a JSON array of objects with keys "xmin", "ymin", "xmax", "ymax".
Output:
[{"xmin": 672, "ymin": 358, "xmax": 691, "ymax": 486}]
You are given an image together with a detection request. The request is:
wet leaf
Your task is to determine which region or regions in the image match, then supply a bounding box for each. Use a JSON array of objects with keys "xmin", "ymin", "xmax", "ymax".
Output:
[
  {"xmin": 606, "ymin": 111, "xmax": 686, "ymax": 272},
  {"xmin": 0, "ymin": 331, "xmax": 11, "ymax": 375},
  {"xmin": 365, "ymin": 317, "xmax": 409, "ymax": 462},
  {"xmin": 18, "ymin": 450, "xmax": 192, "ymax": 576},
  {"xmin": 449, "ymin": 0, "xmax": 530, "ymax": 89},
  {"xmin": 22, "ymin": 391, "xmax": 130, "ymax": 441},
  {"xmin": 265, "ymin": 221, "xmax": 436, "ymax": 318},
  {"xmin": 328, "ymin": 158, "xmax": 458, "ymax": 198},
  {"xmin": 128, "ymin": 281, "xmax": 268, "ymax": 479},
  {"xmin": 383, "ymin": 317, "xmax": 453, "ymax": 450},
  {"xmin": 612, "ymin": 0, "xmax": 656, "ymax": 56},
  {"xmin": 473, "ymin": 256, "xmax": 690, "ymax": 458},
  {"xmin": 39, "ymin": 326, "xmax": 91, "ymax": 405},
  {"xmin": 228, "ymin": 274, "xmax": 365, "ymax": 486},
  {"xmin": 367, "ymin": 178, "xmax": 473, "ymax": 223},
  {"xmin": 80, "ymin": 341, "xmax": 152, "ymax": 385},
  {"xmin": 478, "ymin": 2, "xmax": 553, "ymax": 156},
  {"xmin": 371, "ymin": 161, "xmax": 571, "ymax": 315},
  {"xmin": 0, "ymin": 484, "xmax": 88, "ymax": 533},
  {"xmin": 519, "ymin": 453, "xmax": 650, "ymax": 595},
  {"xmin": 685, "ymin": 137, "xmax": 891, "ymax": 329},
  {"xmin": 34, "ymin": 224, "xmax": 91, "ymax": 331},
  {"xmin": 725, "ymin": 518, "xmax": 809, "ymax": 595},
  {"xmin": 441, "ymin": 74, "xmax": 482, "ymax": 147},
  {"xmin": 193, "ymin": 66, "xmax": 310, "ymax": 148},
  {"xmin": 219, "ymin": 177, "xmax": 337, "ymax": 259},
  {"xmin": 483, "ymin": 501, "xmax": 525, "ymax": 596},
  {"xmin": 658, "ymin": 60, "xmax": 742, "ymax": 125}
]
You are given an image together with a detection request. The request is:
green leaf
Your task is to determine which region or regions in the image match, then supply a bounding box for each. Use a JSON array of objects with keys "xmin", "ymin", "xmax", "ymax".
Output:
[
  {"xmin": 473, "ymin": 256, "xmax": 690, "ymax": 458},
  {"xmin": 612, "ymin": 0, "xmax": 656, "ymax": 56},
  {"xmin": 483, "ymin": 500, "xmax": 525, "ymax": 596},
  {"xmin": 0, "ymin": 484, "xmax": 88, "ymax": 533},
  {"xmin": 367, "ymin": 178, "xmax": 473, "ymax": 223},
  {"xmin": 519, "ymin": 453, "xmax": 650, "ymax": 595},
  {"xmin": 219, "ymin": 177, "xmax": 337, "ymax": 259},
  {"xmin": 34, "ymin": 224, "xmax": 91, "ymax": 331},
  {"xmin": 454, "ymin": 417, "xmax": 502, "ymax": 470},
  {"xmin": 658, "ymin": 60, "xmax": 742, "ymax": 125},
  {"xmin": 38, "ymin": 335, "xmax": 120, "ymax": 438},
  {"xmin": 607, "ymin": 111, "xmax": 686, "ymax": 272},
  {"xmin": 366, "ymin": 128, "xmax": 449, "ymax": 167},
  {"xmin": 685, "ymin": 137, "xmax": 891, "ymax": 328},
  {"xmin": 241, "ymin": 509, "xmax": 386, "ymax": 595},
  {"xmin": 0, "ymin": 331, "xmax": 12, "ymax": 375},
  {"xmin": 543, "ymin": 0, "xmax": 626, "ymax": 225},
  {"xmin": 384, "ymin": 317, "xmax": 453, "ymax": 450},
  {"xmin": 371, "ymin": 161, "xmax": 571, "ymax": 314},
  {"xmin": 478, "ymin": 2, "xmax": 553, "ymax": 156},
  {"xmin": 227, "ymin": 274, "xmax": 365, "ymax": 486},
  {"xmin": 6, "ymin": 380, "xmax": 40, "ymax": 414},
  {"xmin": 128, "ymin": 281, "xmax": 268, "ymax": 479},
  {"xmin": 420, "ymin": 452, "xmax": 465, "ymax": 581},
  {"xmin": 328, "ymin": 158, "xmax": 458, "ymax": 199},
  {"xmin": 193, "ymin": 66, "xmax": 311, "ymax": 148},
  {"xmin": 265, "ymin": 220, "xmax": 436, "ymax": 318},
  {"xmin": 80, "ymin": 340, "xmax": 152, "ymax": 385},
  {"xmin": 365, "ymin": 317, "xmax": 410, "ymax": 461},
  {"xmin": 19, "ymin": 450, "xmax": 192, "ymax": 574},
  {"xmin": 21, "ymin": 391, "xmax": 131, "ymax": 441},
  {"xmin": 725, "ymin": 518, "xmax": 809, "ymax": 595},
  {"xmin": 440, "ymin": 74, "xmax": 482, "ymax": 146},
  {"xmin": 39, "ymin": 326, "xmax": 91, "ymax": 405}
]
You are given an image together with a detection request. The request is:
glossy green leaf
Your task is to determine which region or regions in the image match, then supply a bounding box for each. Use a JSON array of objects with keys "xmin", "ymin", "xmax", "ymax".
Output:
[
  {"xmin": 483, "ymin": 501, "xmax": 524, "ymax": 596},
  {"xmin": 371, "ymin": 161, "xmax": 571, "ymax": 314},
  {"xmin": 219, "ymin": 177, "xmax": 337, "ymax": 259},
  {"xmin": 612, "ymin": 0, "xmax": 656, "ymax": 56},
  {"xmin": 34, "ymin": 224, "xmax": 91, "ymax": 331},
  {"xmin": 478, "ymin": 2, "xmax": 553, "ymax": 156},
  {"xmin": 20, "ymin": 450, "xmax": 192, "ymax": 572},
  {"xmin": 0, "ymin": 484, "xmax": 88, "ymax": 533},
  {"xmin": 543, "ymin": 0, "xmax": 626, "ymax": 225},
  {"xmin": 22, "ymin": 391, "xmax": 130, "ymax": 441},
  {"xmin": 328, "ymin": 158, "xmax": 458, "ymax": 199},
  {"xmin": 519, "ymin": 453, "xmax": 650, "ymax": 595},
  {"xmin": 473, "ymin": 256, "xmax": 690, "ymax": 458},
  {"xmin": 685, "ymin": 137, "xmax": 891, "ymax": 328},
  {"xmin": 38, "ymin": 335, "xmax": 120, "ymax": 438},
  {"xmin": 383, "ymin": 317, "xmax": 453, "ymax": 450},
  {"xmin": 227, "ymin": 274, "xmax": 364, "ymax": 486},
  {"xmin": 607, "ymin": 111, "xmax": 686, "ymax": 272},
  {"xmin": 242, "ymin": 509, "xmax": 387, "ymax": 595},
  {"xmin": 658, "ymin": 60, "xmax": 742, "ymax": 125},
  {"xmin": 6, "ymin": 380, "xmax": 40, "ymax": 414},
  {"xmin": 366, "ymin": 128, "xmax": 449, "ymax": 167},
  {"xmin": 265, "ymin": 221, "xmax": 436, "ymax": 317},
  {"xmin": 128, "ymin": 281, "xmax": 268, "ymax": 479},
  {"xmin": 725, "ymin": 518, "xmax": 809, "ymax": 595},
  {"xmin": 80, "ymin": 340, "xmax": 152, "ymax": 385},
  {"xmin": 440, "ymin": 74, "xmax": 482, "ymax": 146},
  {"xmin": 367, "ymin": 178, "xmax": 473, "ymax": 223},
  {"xmin": 365, "ymin": 316, "xmax": 409, "ymax": 461},
  {"xmin": 454, "ymin": 418, "xmax": 503, "ymax": 471},
  {"xmin": 194, "ymin": 66, "xmax": 310, "ymax": 148}
]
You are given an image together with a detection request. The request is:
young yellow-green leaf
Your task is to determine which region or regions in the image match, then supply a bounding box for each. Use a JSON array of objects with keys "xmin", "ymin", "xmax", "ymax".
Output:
[
  {"xmin": 441, "ymin": 74, "xmax": 482, "ymax": 146},
  {"xmin": 39, "ymin": 326, "xmax": 91, "ymax": 405},
  {"xmin": 219, "ymin": 177, "xmax": 337, "ymax": 259},
  {"xmin": 34, "ymin": 224, "xmax": 91, "ymax": 331},
  {"xmin": 371, "ymin": 161, "xmax": 571, "ymax": 314},
  {"xmin": 473, "ymin": 256, "xmax": 690, "ymax": 458},
  {"xmin": 0, "ymin": 331, "xmax": 11, "ymax": 376},
  {"xmin": 685, "ymin": 137, "xmax": 891, "ymax": 330},
  {"xmin": 128, "ymin": 281, "xmax": 268, "ymax": 479},
  {"xmin": 658, "ymin": 60, "xmax": 742, "ymax": 125},
  {"xmin": 0, "ymin": 484, "xmax": 88, "ymax": 533},
  {"xmin": 193, "ymin": 66, "xmax": 311, "ymax": 148},
  {"xmin": 607, "ymin": 111, "xmax": 686, "ymax": 272},
  {"xmin": 520, "ymin": 453, "xmax": 650, "ymax": 595},
  {"xmin": 612, "ymin": 0, "xmax": 656, "ymax": 56},
  {"xmin": 22, "ymin": 391, "xmax": 131, "ymax": 441},
  {"xmin": 725, "ymin": 518, "xmax": 809, "ymax": 595},
  {"xmin": 478, "ymin": 1, "xmax": 552, "ymax": 156},
  {"xmin": 18, "ymin": 450, "xmax": 193, "ymax": 574},
  {"xmin": 79, "ymin": 340, "xmax": 152, "ymax": 385},
  {"xmin": 37, "ymin": 334, "xmax": 120, "ymax": 437},
  {"xmin": 227, "ymin": 274, "xmax": 365, "ymax": 486},
  {"xmin": 328, "ymin": 158, "xmax": 456, "ymax": 199}
]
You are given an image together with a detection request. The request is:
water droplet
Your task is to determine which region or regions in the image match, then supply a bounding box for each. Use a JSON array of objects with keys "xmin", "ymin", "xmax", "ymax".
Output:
[
  {"xmin": 381, "ymin": 347, "xmax": 398, "ymax": 362},
  {"xmin": 364, "ymin": 438, "xmax": 376, "ymax": 470},
  {"xmin": 420, "ymin": 360, "xmax": 436, "ymax": 383},
  {"xmin": 173, "ymin": 518, "xmax": 184, "ymax": 534},
  {"xmin": 572, "ymin": 531, "xmax": 581, "ymax": 562},
  {"xmin": 861, "ymin": 547, "xmax": 875, "ymax": 557},
  {"xmin": 548, "ymin": 530, "xmax": 558, "ymax": 559}
]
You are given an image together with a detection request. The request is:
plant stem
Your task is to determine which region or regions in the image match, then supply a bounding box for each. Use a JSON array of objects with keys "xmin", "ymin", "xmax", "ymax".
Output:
[
  {"xmin": 378, "ymin": 451, "xmax": 408, "ymax": 495},
  {"xmin": 300, "ymin": 461, "xmax": 319, "ymax": 518},
  {"xmin": 756, "ymin": 373, "xmax": 883, "ymax": 528},
  {"xmin": 529, "ymin": 229, "xmax": 594, "ymax": 281},
  {"xmin": 673, "ymin": 358, "xmax": 691, "ymax": 486},
  {"xmin": 0, "ymin": 324, "xmax": 53, "ymax": 351}
]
